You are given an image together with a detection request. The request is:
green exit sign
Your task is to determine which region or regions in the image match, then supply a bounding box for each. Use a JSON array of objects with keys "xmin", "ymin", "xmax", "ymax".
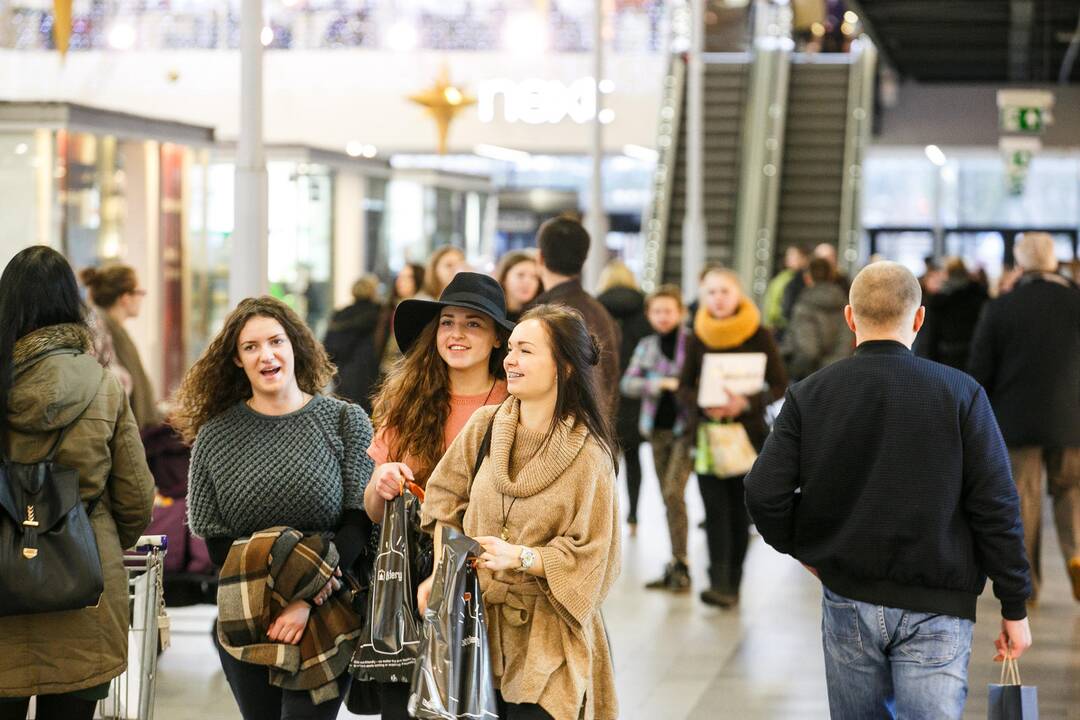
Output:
[{"xmin": 1000, "ymin": 106, "xmax": 1045, "ymax": 134}]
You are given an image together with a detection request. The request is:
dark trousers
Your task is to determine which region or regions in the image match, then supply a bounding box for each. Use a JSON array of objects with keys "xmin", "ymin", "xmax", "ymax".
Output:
[
  {"xmin": 0, "ymin": 694, "xmax": 96, "ymax": 720},
  {"xmin": 214, "ymin": 631, "xmax": 349, "ymax": 720},
  {"xmin": 377, "ymin": 683, "xmax": 552, "ymax": 720},
  {"xmin": 622, "ymin": 438, "xmax": 643, "ymax": 523},
  {"xmin": 497, "ymin": 692, "xmax": 554, "ymax": 720},
  {"xmin": 698, "ymin": 474, "xmax": 750, "ymax": 594}
]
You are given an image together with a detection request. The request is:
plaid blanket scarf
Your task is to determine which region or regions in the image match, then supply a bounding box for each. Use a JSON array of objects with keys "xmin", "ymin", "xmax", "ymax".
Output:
[{"xmin": 216, "ymin": 527, "xmax": 362, "ymax": 703}]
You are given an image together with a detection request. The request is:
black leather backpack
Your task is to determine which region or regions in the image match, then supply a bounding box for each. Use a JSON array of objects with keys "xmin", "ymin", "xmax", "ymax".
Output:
[{"xmin": 0, "ymin": 408, "xmax": 105, "ymax": 617}]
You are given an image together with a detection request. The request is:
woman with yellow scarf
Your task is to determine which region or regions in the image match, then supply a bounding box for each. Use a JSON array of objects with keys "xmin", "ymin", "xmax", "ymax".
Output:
[{"xmin": 679, "ymin": 266, "xmax": 788, "ymax": 608}]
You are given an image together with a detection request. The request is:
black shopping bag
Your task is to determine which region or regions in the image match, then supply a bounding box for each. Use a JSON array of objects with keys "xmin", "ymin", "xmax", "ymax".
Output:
[
  {"xmin": 408, "ymin": 527, "xmax": 499, "ymax": 720},
  {"xmin": 988, "ymin": 657, "xmax": 1039, "ymax": 719},
  {"xmin": 350, "ymin": 482, "xmax": 425, "ymax": 684}
]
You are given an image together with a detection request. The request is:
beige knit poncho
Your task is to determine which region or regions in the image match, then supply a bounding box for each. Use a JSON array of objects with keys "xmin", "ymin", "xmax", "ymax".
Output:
[{"xmin": 422, "ymin": 398, "xmax": 621, "ymax": 720}]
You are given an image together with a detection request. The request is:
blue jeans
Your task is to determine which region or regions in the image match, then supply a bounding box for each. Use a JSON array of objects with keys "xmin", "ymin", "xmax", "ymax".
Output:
[{"xmin": 821, "ymin": 586, "xmax": 974, "ymax": 720}]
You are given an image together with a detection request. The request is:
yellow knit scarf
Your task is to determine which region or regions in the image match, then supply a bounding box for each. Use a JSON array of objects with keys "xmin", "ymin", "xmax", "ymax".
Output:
[{"xmin": 694, "ymin": 300, "xmax": 762, "ymax": 349}]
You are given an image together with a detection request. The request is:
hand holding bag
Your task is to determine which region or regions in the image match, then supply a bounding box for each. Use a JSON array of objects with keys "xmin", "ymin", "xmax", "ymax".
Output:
[
  {"xmin": 408, "ymin": 526, "xmax": 498, "ymax": 720},
  {"xmin": 988, "ymin": 656, "xmax": 1039, "ymax": 719},
  {"xmin": 0, "ymin": 413, "xmax": 104, "ymax": 617},
  {"xmin": 350, "ymin": 481, "xmax": 426, "ymax": 684},
  {"xmin": 694, "ymin": 421, "xmax": 758, "ymax": 478}
]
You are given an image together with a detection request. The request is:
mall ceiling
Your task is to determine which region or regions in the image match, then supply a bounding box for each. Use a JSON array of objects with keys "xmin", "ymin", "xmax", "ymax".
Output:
[{"xmin": 849, "ymin": 0, "xmax": 1080, "ymax": 83}]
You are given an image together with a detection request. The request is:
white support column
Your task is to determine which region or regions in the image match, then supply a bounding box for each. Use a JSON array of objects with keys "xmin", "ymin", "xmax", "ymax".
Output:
[
  {"xmin": 584, "ymin": 0, "xmax": 608, "ymax": 293},
  {"xmin": 230, "ymin": 0, "xmax": 268, "ymax": 306},
  {"xmin": 681, "ymin": 0, "xmax": 707, "ymax": 299}
]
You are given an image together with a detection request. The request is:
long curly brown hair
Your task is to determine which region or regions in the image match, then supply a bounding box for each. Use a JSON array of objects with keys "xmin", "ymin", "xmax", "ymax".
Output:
[
  {"xmin": 371, "ymin": 317, "xmax": 508, "ymax": 485},
  {"xmin": 172, "ymin": 296, "xmax": 335, "ymax": 444}
]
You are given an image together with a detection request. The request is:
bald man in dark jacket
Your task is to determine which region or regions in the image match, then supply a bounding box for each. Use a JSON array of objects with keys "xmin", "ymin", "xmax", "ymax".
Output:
[{"xmin": 745, "ymin": 261, "xmax": 1031, "ymax": 720}]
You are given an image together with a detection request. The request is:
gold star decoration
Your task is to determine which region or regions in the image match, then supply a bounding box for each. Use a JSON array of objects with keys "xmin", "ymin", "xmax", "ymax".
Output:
[
  {"xmin": 408, "ymin": 65, "xmax": 476, "ymax": 155},
  {"xmin": 53, "ymin": 0, "xmax": 72, "ymax": 60}
]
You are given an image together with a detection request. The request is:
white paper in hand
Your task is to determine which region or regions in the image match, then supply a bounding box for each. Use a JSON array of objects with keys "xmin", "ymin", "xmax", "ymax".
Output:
[{"xmin": 697, "ymin": 352, "xmax": 768, "ymax": 408}]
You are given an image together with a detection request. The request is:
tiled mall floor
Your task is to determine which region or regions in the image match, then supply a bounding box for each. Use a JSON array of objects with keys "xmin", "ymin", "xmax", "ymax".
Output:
[{"xmin": 145, "ymin": 449, "xmax": 1079, "ymax": 719}]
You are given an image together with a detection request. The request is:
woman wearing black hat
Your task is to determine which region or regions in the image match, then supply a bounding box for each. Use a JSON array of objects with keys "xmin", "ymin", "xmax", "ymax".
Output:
[{"xmin": 361, "ymin": 272, "xmax": 514, "ymax": 718}]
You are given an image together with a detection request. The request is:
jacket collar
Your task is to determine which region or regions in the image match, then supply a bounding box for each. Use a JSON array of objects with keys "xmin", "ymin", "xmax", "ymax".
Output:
[
  {"xmin": 537, "ymin": 277, "xmax": 583, "ymax": 301},
  {"xmin": 12, "ymin": 323, "xmax": 94, "ymax": 370},
  {"xmin": 854, "ymin": 339, "xmax": 912, "ymax": 356}
]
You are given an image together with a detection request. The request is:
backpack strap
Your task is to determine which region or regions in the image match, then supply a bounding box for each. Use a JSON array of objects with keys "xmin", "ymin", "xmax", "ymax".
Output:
[{"xmin": 470, "ymin": 415, "xmax": 495, "ymax": 489}]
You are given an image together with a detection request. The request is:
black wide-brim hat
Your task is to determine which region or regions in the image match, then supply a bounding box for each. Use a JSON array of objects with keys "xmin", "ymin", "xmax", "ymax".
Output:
[{"xmin": 394, "ymin": 271, "xmax": 517, "ymax": 353}]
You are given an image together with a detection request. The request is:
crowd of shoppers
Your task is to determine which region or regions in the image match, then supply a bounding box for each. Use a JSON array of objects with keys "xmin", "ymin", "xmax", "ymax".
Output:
[{"xmin": 4, "ymin": 218, "xmax": 1075, "ymax": 720}]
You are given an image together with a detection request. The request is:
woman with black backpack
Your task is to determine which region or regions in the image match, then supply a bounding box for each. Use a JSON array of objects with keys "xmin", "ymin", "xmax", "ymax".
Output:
[{"xmin": 0, "ymin": 246, "xmax": 155, "ymax": 720}]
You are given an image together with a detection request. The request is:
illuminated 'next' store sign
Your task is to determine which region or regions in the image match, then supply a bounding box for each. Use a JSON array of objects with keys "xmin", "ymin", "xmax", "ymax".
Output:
[{"xmin": 477, "ymin": 77, "xmax": 615, "ymax": 125}]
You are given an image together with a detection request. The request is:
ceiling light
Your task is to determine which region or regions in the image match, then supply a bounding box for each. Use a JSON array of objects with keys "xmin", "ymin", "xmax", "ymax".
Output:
[
  {"xmin": 844, "ymin": 11, "xmax": 859, "ymax": 24},
  {"xmin": 14, "ymin": 143, "xmax": 28, "ymax": 155},
  {"xmin": 811, "ymin": 22, "xmax": 825, "ymax": 37},
  {"xmin": 503, "ymin": 12, "xmax": 547, "ymax": 56},
  {"xmin": 346, "ymin": 141, "xmax": 363, "ymax": 157},
  {"xmin": 474, "ymin": 144, "xmax": 531, "ymax": 163},
  {"xmin": 598, "ymin": 79, "xmax": 615, "ymax": 94},
  {"xmin": 260, "ymin": 26, "xmax": 274, "ymax": 46},
  {"xmin": 385, "ymin": 20, "xmax": 419, "ymax": 52},
  {"xmin": 361, "ymin": 145, "xmax": 378, "ymax": 159},
  {"xmin": 107, "ymin": 23, "xmax": 136, "ymax": 50},
  {"xmin": 925, "ymin": 144, "xmax": 947, "ymax": 167},
  {"xmin": 598, "ymin": 108, "xmax": 616, "ymax": 125},
  {"xmin": 840, "ymin": 22, "xmax": 855, "ymax": 35}
]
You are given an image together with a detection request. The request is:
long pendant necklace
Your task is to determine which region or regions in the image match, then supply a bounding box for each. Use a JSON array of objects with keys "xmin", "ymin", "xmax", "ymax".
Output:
[{"xmin": 500, "ymin": 495, "xmax": 518, "ymax": 541}]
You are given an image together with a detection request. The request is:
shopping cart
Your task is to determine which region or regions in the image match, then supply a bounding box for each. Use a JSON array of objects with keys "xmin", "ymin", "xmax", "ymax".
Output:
[{"xmin": 99, "ymin": 535, "xmax": 170, "ymax": 720}]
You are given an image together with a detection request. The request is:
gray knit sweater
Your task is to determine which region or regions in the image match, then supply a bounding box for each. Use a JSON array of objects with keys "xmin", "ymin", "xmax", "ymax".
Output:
[{"xmin": 187, "ymin": 394, "xmax": 374, "ymax": 540}]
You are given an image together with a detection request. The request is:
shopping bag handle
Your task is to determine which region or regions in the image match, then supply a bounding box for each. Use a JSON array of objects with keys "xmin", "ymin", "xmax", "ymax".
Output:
[
  {"xmin": 1000, "ymin": 653, "xmax": 1022, "ymax": 686},
  {"xmin": 398, "ymin": 479, "xmax": 425, "ymax": 503}
]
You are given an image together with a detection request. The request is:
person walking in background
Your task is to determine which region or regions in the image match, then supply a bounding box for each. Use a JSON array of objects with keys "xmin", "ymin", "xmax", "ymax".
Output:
[
  {"xmin": 496, "ymin": 250, "xmax": 541, "ymax": 323},
  {"xmin": 681, "ymin": 266, "xmax": 787, "ymax": 608},
  {"xmin": 324, "ymin": 274, "xmax": 387, "ymax": 412},
  {"xmin": 175, "ymin": 296, "xmax": 375, "ymax": 720},
  {"xmin": 913, "ymin": 257, "xmax": 988, "ymax": 370},
  {"xmin": 621, "ymin": 285, "xmax": 694, "ymax": 592},
  {"xmin": 782, "ymin": 257, "xmax": 853, "ymax": 381},
  {"xmin": 968, "ymin": 232, "xmax": 1080, "ymax": 603},
  {"xmin": 597, "ymin": 259, "xmax": 653, "ymax": 534},
  {"xmin": 421, "ymin": 245, "xmax": 466, "ymax": 300},
  {"xmin": 0, "ymin": 247, "xmax": 154, "ymax": 720},
  {"xmin": 80, "ymin": 263, "xmax": 161, "ymax": 429},
  {"xmin": 763, "ymin": 244, "xmax": 808, "ymax": 338},
  {"xmin": 419, "ymin": 305, "xmax": 621, "ymax": 720},
  {"xmin": 526, "ymin": 216, "xmax": 621, "ymax": 420},
  {"xmin": 745, "ymin": 262, "xmax": 1032, "ymax": 719},
  {"xmin": 363, "ymin": 272, "xmax": 513, "ymax": 718},
  {"xmin": 380, "ymin": 262, "xmax": 426, "ymax": 374}
]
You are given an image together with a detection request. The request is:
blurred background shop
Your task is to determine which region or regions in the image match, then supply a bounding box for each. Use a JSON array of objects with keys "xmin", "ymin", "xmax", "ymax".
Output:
[{"xmin": 1, "ymin": 0, "xmax": 1079, "ymax": 390}]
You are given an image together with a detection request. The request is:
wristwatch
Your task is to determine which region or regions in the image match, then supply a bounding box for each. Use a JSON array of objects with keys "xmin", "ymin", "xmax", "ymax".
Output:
[{"xmin": 518, "ymin": 546, "xmax": 536, "ymax": 572}]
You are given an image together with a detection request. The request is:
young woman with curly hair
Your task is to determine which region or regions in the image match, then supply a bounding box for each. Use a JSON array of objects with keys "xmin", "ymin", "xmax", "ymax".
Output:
[
  {"xmin": 175, "ymin": 296, "xmax": 375, "ymax": 720},
  {"xmin": 363, "ymin": 272, "xmax": 514, "ymax": 719}
]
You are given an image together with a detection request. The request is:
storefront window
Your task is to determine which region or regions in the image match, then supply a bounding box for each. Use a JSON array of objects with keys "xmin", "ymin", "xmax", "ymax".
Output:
[
  {"xmin": 58, "ymin": 131, "xmax": 127, "ymax": 272},
  {"xmin": 0, "ymin": 131, "xmax": 48, "ymax": 266},
  {"xmin": 267, "ymin": 162, "xmax": 334, "ymax": 337}
]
